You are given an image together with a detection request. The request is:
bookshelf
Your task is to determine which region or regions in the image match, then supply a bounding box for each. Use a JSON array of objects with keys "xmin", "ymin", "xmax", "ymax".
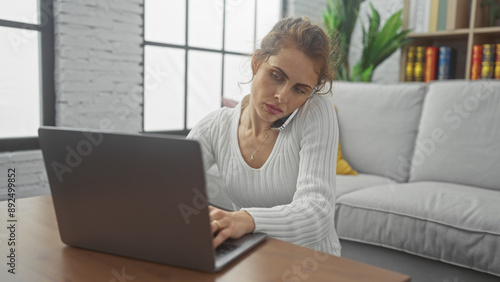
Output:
[{"xmin": 400, "ymin": 0, "xmax": 500, "ymax": 81}]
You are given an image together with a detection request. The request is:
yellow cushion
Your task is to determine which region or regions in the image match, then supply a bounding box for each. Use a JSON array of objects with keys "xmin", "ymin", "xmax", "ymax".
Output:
[
  {"xmin": 337, "ymin": 142, "xmax": 358, "ymax": 175},
  {"xmin": 334, "ymin": 105, "xmax": 358, "ymax": 175}
]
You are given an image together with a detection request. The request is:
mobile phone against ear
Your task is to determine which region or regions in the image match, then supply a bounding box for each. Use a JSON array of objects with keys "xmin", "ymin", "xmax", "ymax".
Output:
[
  {"xmin": 270, "ymin": 87, "xmax": 317, "ymax": 131},
  {"xmin": 270, "ymin": 108, "xmax": 299, "ymax": 130}
]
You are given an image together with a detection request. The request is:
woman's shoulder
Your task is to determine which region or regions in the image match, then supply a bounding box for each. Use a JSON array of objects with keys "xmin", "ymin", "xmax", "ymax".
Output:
[
  {"xmin": 192, "ymin": 106, "xmax": 237, "ymax": 132},
  {"xmin": 299, "ymin": 94, "xmax": 336, "ymax": 120},
  {"xmin": 214, "ymin": 105, "xmax": 238, "ymax": 126},
  {"xmin": 308, "ymin": 94, "xmax": 333, "ymax": 108},
  {"xmin": 286, "ymin": 94, "xmax": 336, "ymax": 138}
]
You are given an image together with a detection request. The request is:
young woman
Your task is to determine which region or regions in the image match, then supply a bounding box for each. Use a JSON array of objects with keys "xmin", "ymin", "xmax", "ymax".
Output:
[{"xmin": 187, "ymin": 17, "xmax": 341, "ymax": 256}]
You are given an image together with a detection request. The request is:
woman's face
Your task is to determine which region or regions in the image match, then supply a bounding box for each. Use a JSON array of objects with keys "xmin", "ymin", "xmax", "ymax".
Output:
[{"xmin": 251, "ymin": 48, "xmax": 319, "ymax": 124}]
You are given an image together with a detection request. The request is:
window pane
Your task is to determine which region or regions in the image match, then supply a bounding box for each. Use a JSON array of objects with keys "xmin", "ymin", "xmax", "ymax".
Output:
[
  {"xmin": 0, "ymin": 0, "xmax": 39, "ymax": 24},
  {"xmin": 0, "ymin": 26, "xmax": 40, "ymax": 138},
  {"xmin": 256, "ymin": 0, "xmax": 281, "ymax": 44},
  {"xmin": 188, "ymin": 0, "xmax": 223, "ymax": 50},
  {"xmin": 144, "ymin": 0, "xmax": 185, "ymax": 45},
  {"xmin": 144, "ymin": 46, "xmax": 185, "ymax": 131},
  {"xmin": 224, "ymin": 54, "xmax": 251, "ymax": 103},
  {"xmin": 187, "ymin": 51, "xmax": 222, "ymax": 129},
  {"xmin": 224, "ymin": 0, "xmax": 255, "ymax": 53}
]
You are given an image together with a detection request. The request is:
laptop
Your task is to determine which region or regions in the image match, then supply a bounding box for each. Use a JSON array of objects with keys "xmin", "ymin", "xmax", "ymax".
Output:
[{"xmin": 38, "ymin": 126, "xmax": 267, "ymax": 272}]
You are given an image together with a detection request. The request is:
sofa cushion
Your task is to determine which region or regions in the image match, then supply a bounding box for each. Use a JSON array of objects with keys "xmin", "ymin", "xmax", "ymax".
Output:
[
  {"xmin": 330, "ymin": 82, "xmax": 426, "ymax": 182},
  {"xmin": 335, "ymin": 181, "xmax": 500, "ymax": 276},
  {"xmin": 336, "ymin": 173, "xmax": 395, "ymax": 197},
  {"xmin": 409, "ymin": 80, "xmax": 500, "ymax": 191}
]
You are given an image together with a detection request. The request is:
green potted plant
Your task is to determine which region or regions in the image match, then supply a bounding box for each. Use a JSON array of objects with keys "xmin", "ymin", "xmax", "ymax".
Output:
[{"xmin": 323, "ymin": 1, "xmax": 412, "ymax": 82}]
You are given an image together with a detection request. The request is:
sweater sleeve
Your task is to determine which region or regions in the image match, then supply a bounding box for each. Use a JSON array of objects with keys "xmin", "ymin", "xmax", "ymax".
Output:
[
  {"xmin": 242, "ymin": 97, "xmax": 339, "ymax": 250},
  {"xmin": 186, "ymin": 111, "xmax": 218, "ymax": 173}
]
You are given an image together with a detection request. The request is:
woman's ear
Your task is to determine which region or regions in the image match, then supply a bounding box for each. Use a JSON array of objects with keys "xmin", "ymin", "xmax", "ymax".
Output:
[{"xmin": 251, "ymin": 54, "xmax": 259, "ymax": 75}]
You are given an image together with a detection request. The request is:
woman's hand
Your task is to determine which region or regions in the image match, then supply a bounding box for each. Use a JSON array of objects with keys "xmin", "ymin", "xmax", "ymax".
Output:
[{"xmin": 209, "ymin": 206, "xmax": 255, "ymax": 248}]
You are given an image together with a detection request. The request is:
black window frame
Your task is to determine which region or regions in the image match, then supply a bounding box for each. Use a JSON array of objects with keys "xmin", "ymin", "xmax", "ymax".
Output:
[
  {"xmin": 142, "ymin": 0, "xmax": 287, "ymax": 136},
  {"xmin": 0, "ymin": 0, "xmax": 55, "ymax": 152}
]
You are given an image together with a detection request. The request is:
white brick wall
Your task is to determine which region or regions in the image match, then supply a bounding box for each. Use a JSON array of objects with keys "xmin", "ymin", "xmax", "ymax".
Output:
[
  {"xmin": 287, "ymin": 0, "xmax": 327, "ymax": 25},
  {"xmin": 0, "ymin": 151, "xmax": 50, "ymax": 201},
  {"xmin": 0, "ymin": 0, "xmax": 144, "ymax": 201},
  {"xmin": 55, "ymin": 0, "xmax": 144, "ymax": 132}
]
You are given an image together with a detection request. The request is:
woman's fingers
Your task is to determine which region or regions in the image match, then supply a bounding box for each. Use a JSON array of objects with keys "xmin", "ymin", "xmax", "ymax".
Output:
[
  {"xmin": 208, "ymin": 208, "xmax": 255, "ymax": 248},
  {"xmin": 209, "ymin": 206, "xmax": 224, "ymax": 219},
  {"xmin": 209, "ymin": 206, "xmax": 224, "ymax": 235},
  {"xmin": 213, "ymin": 228, "xmax": 231, "ymax": 248},
  {"xmin": 211, "ymin": 219, "xmax": 222, "ymax": 234}
]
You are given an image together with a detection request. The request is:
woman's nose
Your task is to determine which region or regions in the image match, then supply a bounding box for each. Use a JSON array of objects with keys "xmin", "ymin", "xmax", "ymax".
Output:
[{"xmin": 274, "ymin": 86, "xmax": 290, "ymax": 103}]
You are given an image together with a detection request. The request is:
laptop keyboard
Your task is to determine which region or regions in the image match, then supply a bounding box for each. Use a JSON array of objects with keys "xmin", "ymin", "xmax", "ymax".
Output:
[{"xmin": 215, "ymin": 243, "xmax": 239, "ymax": 258}]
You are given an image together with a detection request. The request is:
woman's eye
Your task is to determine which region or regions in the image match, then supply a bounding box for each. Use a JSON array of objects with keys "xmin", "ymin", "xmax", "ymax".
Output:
[
  {"xmin": 271, "ymin": 71, "xmax": 282, "ymax": 81},
  {"xmin": 295, "ymin": 87, "xmax": 306, "ymax": 94}
]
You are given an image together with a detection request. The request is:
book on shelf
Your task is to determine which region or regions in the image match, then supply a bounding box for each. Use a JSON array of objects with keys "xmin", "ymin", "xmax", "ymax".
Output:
[
  {"xmin": 471, "ymin": 45, "xmax": 482, "ymax": 80},
  {"xmin": 414, "ymin": 46, "xmax": 426, "ymax": 81},
  {"xmin": 437, "ymin": 46, "xmax": 456, "ymax": 79},
  {"xmin": 408, "ymin": 0, "xmax": 418, "ymax": 32},
  {"xmin": 436, "ymin": 0, "xmax": 448, "ymax": 31},
  {"xmin": 495, "ymin": 44, "xmax": 500, "ymax": 80},
  {"xmin": 481, "ymin": 44, "xmax": 495, "ymax": 79},
  {"xmin": 425, "ymin": 46, "xmax": 439, "ymax": 82},
  {"xmin": 411, "ymin": 0, "xmax": 432, "ymax": 33},
  {"xmin": 422, "ymin": 0, "xmax": 432, "ymax": 32},
  {"xmin": 428, "ymin": 0, "xmax": 440, "ymax": 32},
  {"xmin": 406, "ymin": 46, "xmax": 416, "ymax": 81}
]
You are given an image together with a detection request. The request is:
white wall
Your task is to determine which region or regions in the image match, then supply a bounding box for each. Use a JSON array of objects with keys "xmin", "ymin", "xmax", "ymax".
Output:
[{"xmin": 0, "ymin": 0, "xmax": 144, "ymax": 201}]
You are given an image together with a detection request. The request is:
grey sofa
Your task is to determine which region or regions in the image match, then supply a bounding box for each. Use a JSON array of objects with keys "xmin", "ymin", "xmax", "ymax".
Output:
[
  {"xmin": 206, "ymin": 80, "xmax": 500, "ymax": 282},
  {"xmin": 331, "ymin": 81, "xmax": 500, "ymax": 282}
]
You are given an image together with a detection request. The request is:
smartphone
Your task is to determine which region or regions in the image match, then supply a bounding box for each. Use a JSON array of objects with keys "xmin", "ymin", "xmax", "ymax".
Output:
[
  {"xmin": 270, "ymin": 88, "xmax": 316, "ymax": 130},
  {"xmin": 270, "ymin": 108, "xmax": 299, "ymax": 130}
]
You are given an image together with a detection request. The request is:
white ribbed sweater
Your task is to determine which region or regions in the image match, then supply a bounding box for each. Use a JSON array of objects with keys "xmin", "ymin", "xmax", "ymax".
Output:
[{"xmin": 187, "ymin": 95, "xmax": 341, "ymax": 256}]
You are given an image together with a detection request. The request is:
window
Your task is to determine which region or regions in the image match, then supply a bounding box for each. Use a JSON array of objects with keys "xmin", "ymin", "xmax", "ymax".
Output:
[
  {"xmin": 0, "ymin": 0, "xmax": 55, "ymax": 152},
  {"xmin": 143, "ymin": 0, "xmax": 282, "ymax": 133}
]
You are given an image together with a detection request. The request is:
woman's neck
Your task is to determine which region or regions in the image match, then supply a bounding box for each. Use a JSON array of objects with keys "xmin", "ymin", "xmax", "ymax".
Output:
[{"xmin": 241, "ymin": 95, "xmax": 274, "ymax": 136}]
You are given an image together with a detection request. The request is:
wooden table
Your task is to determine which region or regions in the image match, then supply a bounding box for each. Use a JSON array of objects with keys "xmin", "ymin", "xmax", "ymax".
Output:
[{"xmin": 0, "ymin": 195, "xmax": 410, "ymax": 281}]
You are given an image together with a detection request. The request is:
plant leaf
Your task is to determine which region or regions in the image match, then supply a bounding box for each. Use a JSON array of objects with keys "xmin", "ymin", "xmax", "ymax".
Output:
[
  {"xmin": 373, "ymin": 36, "xmax": 413, "ymax": 68},
  {"xmin": 361, "ymin": 64, "xmax": 374, "ymax": 82},
  {"xmin": 372, "ymin": 10, "xmax": 403, "ymax": 52},
  {"xmin": 374, "ymin": 30, "xmax": 411, "ymax": 60},
  {"xmin": 351, "ymin": 62, "xmax": 362, "ymax": 82},
  {"xmin": 367, "ymin": 3, "xmax": 380, "ymax": 49}
]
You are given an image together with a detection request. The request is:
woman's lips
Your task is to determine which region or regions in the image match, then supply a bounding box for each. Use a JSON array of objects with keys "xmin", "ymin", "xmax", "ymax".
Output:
[{"xmin": 265, "ymin": 103, "xmax": 283, "ymax": 115}]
